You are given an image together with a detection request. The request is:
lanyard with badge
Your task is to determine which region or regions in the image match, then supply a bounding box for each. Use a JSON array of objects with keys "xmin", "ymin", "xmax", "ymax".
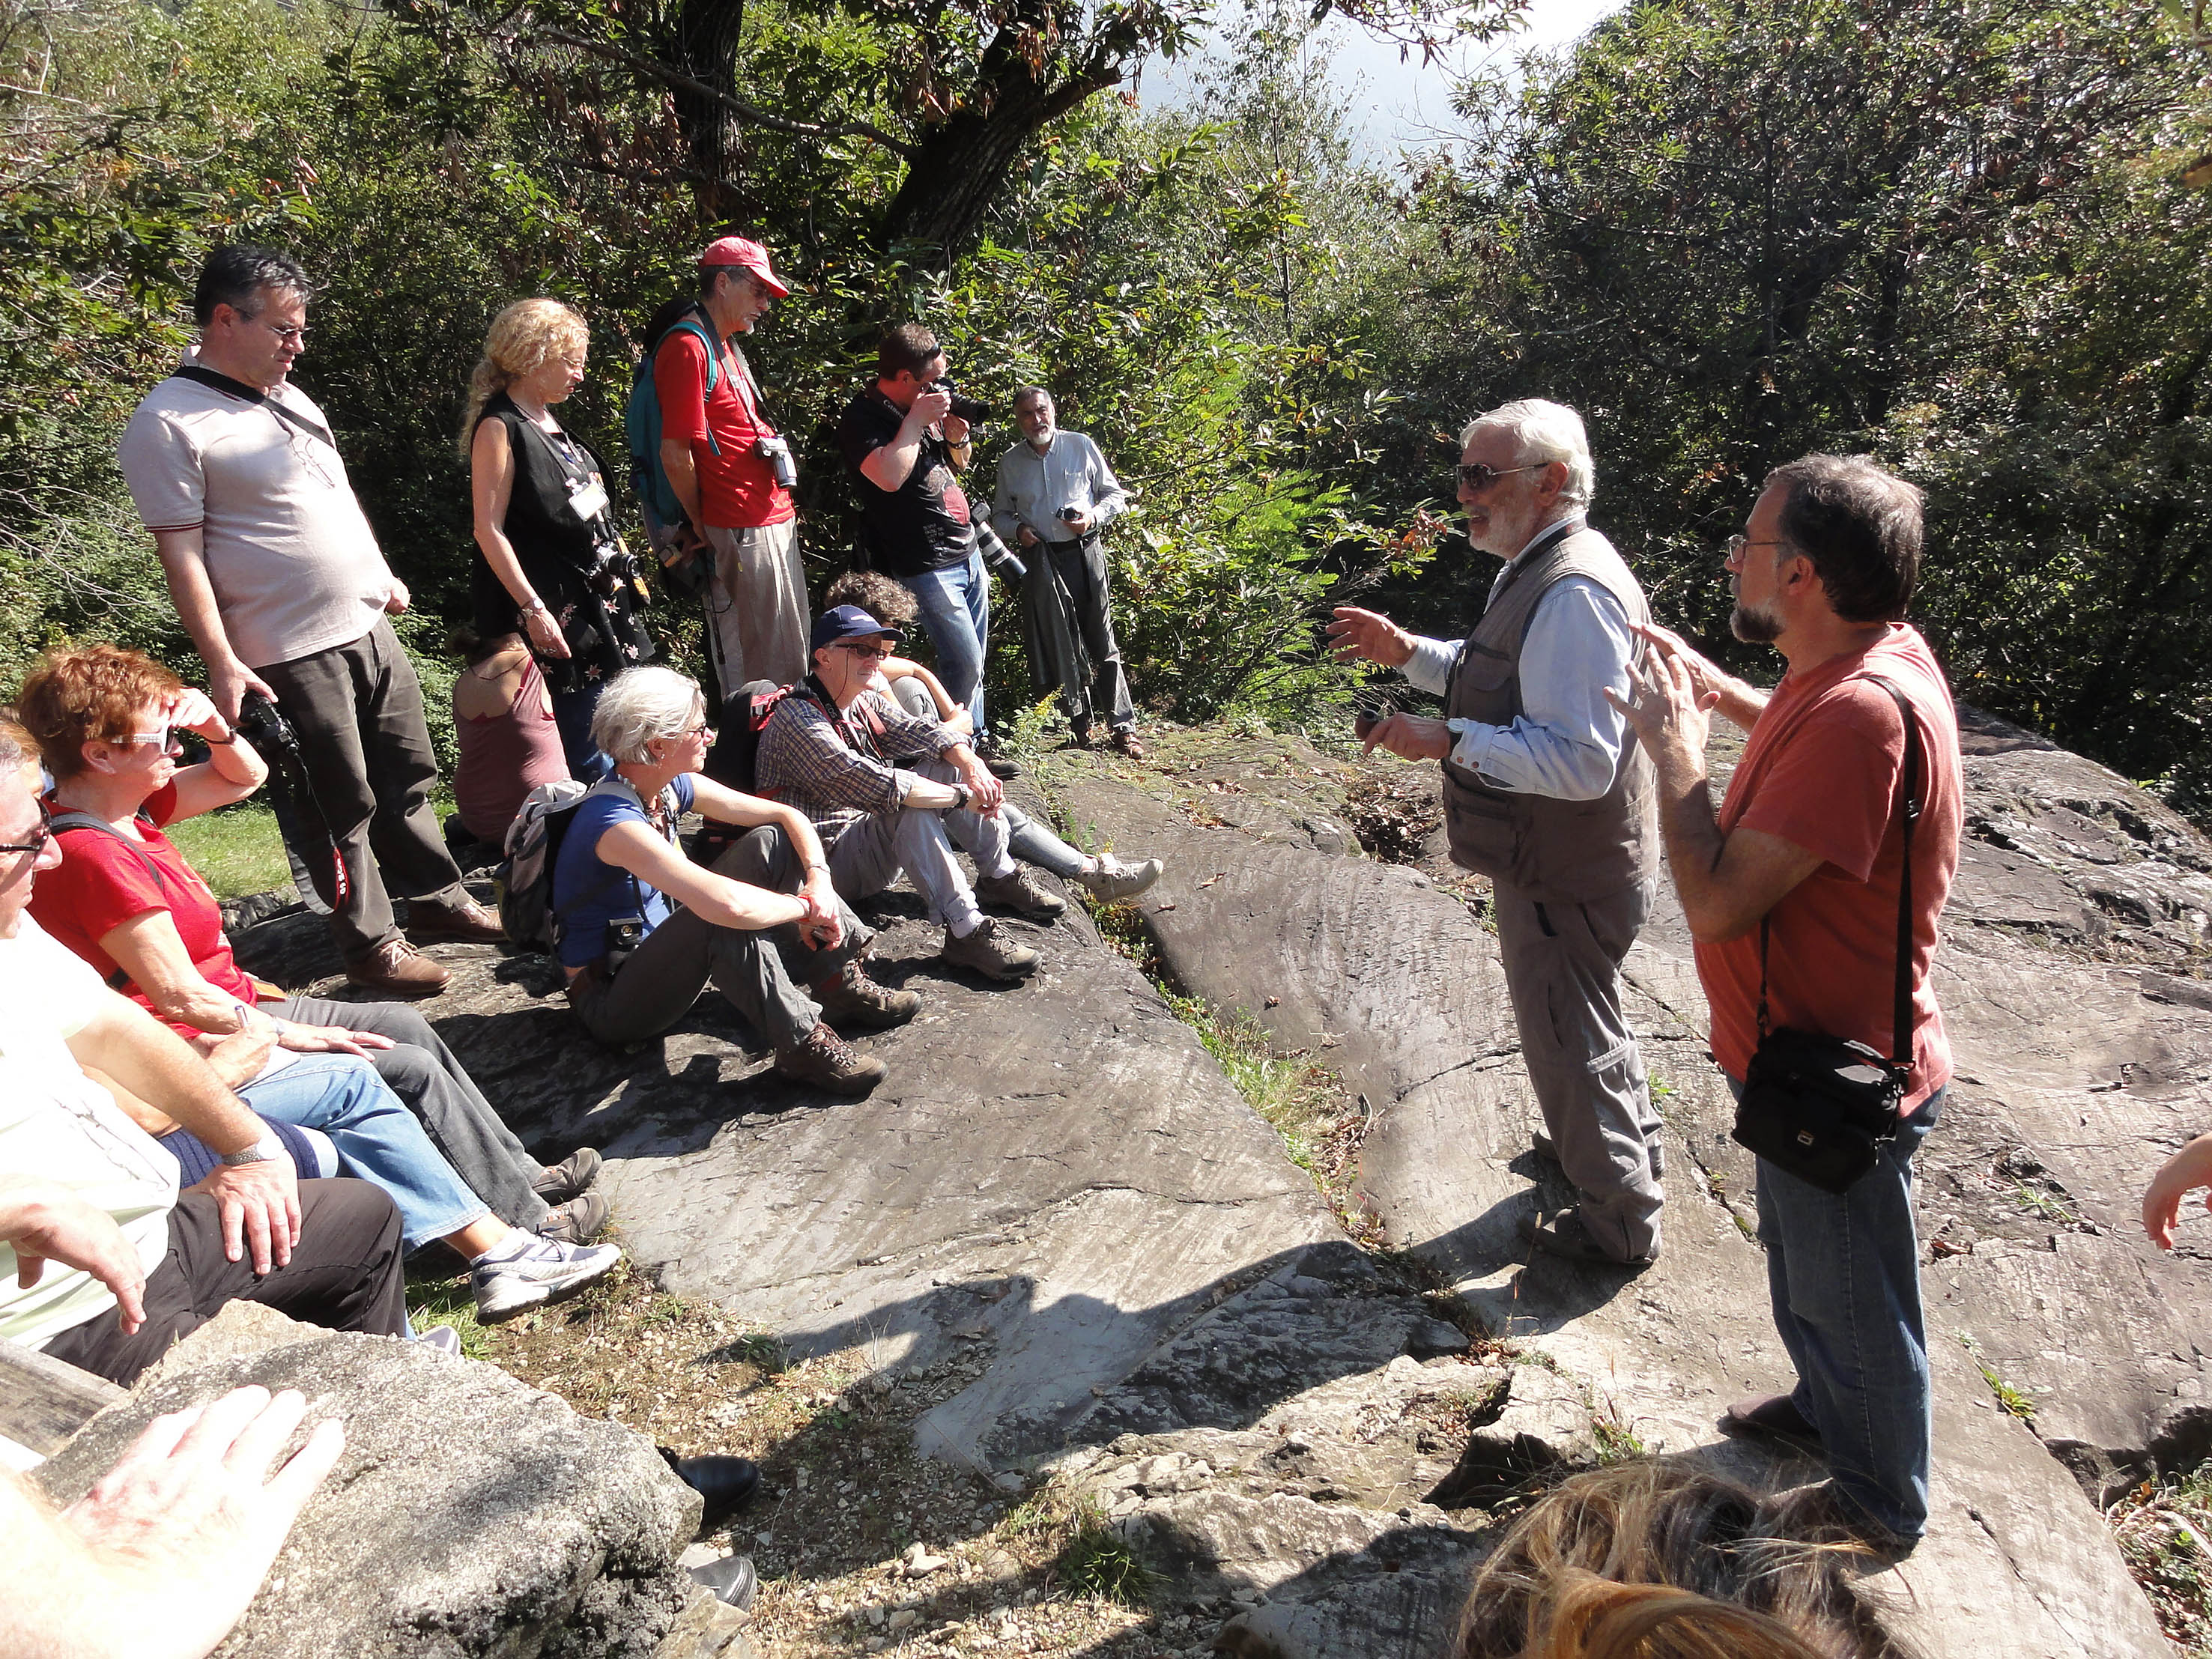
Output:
[{"xmin": 543, "ymin": 426, "xmax": 646, "ymax": 602}]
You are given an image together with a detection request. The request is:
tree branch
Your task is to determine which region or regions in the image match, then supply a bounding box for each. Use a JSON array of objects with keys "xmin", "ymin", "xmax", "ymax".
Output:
[{"xmin": 523, "ymin": 25, "xmax": 918, "ymax": 159}]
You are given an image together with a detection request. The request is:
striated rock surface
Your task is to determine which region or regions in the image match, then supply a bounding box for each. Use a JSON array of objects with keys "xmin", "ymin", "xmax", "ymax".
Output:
[{"xmin": 214, "ymin": 727, "xmax": 2211, "ymax": 1658}]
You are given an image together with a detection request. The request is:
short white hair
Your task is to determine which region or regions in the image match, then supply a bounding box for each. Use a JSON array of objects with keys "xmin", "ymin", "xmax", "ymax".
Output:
[
  {"xmin": 1460, "ymin": 398, "xmax": 1596, "ymax": 509},
  {"xmin": 590, "ymin": 666, "xmax": 703, "ymax": 765}
]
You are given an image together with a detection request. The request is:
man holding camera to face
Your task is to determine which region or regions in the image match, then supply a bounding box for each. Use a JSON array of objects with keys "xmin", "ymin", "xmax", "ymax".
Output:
[
  {"xmin": 654, "ymin": 237, "xmax": 810, "ymax": 694},
  {"xmin": 990, "ymin": 387, "xmax": 1140, "ymax": 758},
  {"xmin": 839, "ymin": 324, "xmax": 1013, "ymax": 774}
]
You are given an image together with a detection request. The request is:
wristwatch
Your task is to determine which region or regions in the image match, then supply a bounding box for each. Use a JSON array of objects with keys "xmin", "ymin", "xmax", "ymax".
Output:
[
  {"xmin": 950, "ymin": 782, "xmax": 972, "ymax": 810},
  {"xmin": 219, "ymin": 1132, "xmax": 286, "ymax": 1167}
]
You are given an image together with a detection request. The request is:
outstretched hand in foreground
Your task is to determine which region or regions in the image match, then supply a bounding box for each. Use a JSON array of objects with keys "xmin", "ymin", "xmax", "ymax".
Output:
[
  {"xmin": 2144, "ymin": 1132, "xmax": 2212, "ymax": 1251},
  {"xmin": 6, "ymin": 1384, "xmax": 344, "ymax": 1659}
]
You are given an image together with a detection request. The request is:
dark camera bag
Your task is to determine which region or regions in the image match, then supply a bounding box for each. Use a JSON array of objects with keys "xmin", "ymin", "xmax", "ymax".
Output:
[{"xmin": 1730, "ymin": 675, "xmax": 1922, "ymax": 1195}]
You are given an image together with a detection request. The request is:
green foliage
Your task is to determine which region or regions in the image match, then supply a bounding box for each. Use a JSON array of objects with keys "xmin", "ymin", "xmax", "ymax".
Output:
[{"xmin": 1051, "ymin": 1491, "xmax": 1154, "ymax": 1605}]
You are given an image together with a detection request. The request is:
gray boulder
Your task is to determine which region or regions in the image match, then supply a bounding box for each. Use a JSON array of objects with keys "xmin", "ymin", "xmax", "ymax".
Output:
[{"xmin": 34, "ymin": 1304, "xmax": 733, "ymax": 1659}]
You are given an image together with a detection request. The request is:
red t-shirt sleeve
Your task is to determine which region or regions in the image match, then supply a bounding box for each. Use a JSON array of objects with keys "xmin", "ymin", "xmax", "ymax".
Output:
[
  {"xmin": 654, "ymin": 330, "xmax": 712, "ymax": 447},
  {"xmin": 1733, "ymin": 682, "xmax": 1905, "ymax": 882}
]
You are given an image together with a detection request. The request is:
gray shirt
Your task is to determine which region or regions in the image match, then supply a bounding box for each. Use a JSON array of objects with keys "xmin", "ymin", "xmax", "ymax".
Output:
[
  {"xmin": 989, "ymin": 431, "xmax": 1130, "ymax": 547},
  {"xmin": 117, "ymin": 360, "xmax": 395, "ymax": 669}
]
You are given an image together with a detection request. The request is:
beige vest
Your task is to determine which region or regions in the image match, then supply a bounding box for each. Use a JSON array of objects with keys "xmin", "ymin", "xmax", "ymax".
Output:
[{"xmin": 1440, "ymin": 521, "xmax": 1658, "ymax": 903}]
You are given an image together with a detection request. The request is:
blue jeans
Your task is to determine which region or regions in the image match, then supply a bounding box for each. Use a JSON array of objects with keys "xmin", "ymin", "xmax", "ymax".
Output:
[
  {"xmin": 551, "ymin": 680, "xmax": 613, "ymax": 782},
  {"xmin": 899, "ymin": 547, "xmax": 990, "ymax": 741},
  {"xmin": 240, "ymin": 1054, "xmax": 491, "ymax": 1252},
  {"xmin": 1746, "ymin": 1079, "xmax": 1945, "ymax": 1541}
]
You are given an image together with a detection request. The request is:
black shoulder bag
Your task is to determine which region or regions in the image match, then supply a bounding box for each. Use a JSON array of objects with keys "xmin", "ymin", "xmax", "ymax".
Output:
[{"xmin": 1730, "ymin": 676, "xmax": 1923, "ymax": 1195}]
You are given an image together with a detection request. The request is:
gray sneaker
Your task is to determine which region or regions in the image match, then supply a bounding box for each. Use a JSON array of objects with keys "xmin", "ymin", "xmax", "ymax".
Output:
[
  {"xmin": 1077, "ymin": 855, "xmax": 1163, "ymax": 903},
  {"xmin": 473, "ymin": 1235, "xmax": 622, "ymax": 1324},
  {"xmin": 940, "ymin": 916, "xmax": 1040, "ymax": 981},
  {"xmin": 537, "ymin": 1192, "xmax": 611, "ymax": 1245},
  {"xmin": 973, "ymin": 867, "xmax": 1067, "ymax": 919}
]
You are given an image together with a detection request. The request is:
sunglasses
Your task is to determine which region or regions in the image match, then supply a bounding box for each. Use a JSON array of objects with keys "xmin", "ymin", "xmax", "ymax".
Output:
[
  {"xmin": 124, "ymin": 723, "xmax": 178, "ymax": 752},
  {"xmin": 1455, "ymin": 462, "xmax": 1545, "ymax": 491},
  {"xmin": 1, "ymin": 803, "xmax": 52, "ymax": 858},
  {"xmin": 836, "ymin": 641, "xmax": 895, "ymax": 661}
]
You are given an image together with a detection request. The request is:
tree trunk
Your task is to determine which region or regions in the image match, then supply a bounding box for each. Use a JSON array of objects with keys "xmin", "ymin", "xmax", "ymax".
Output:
[{"xmin": 674, "ymin": 0, "xmax": 748, "ymax": 222}]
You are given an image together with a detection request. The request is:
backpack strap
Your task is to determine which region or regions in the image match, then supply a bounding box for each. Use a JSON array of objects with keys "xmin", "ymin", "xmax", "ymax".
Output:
[
  {"xmin": 655, "ymin": 313, "xmax": 724, "ymax": 458},
  {"xmin": 47, "ymin": 810, "xmax": 181, "ymax": 989}
]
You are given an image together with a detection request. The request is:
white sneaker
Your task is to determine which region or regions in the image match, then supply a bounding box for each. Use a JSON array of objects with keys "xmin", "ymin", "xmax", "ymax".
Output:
[
  {"xmin": 472, "ymin": 1236, "xmax": 621, "ymax": 1324},
  {"xmin": 1078, "ymin": 855, "xmax": 1163, "ymax": 903}
]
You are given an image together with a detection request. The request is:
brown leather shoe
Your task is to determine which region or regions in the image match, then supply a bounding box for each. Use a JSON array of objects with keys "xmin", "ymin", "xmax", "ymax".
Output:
[
  {"xmin": 406, "ymin": 896, "xmax": 507, "ymax": 945},
  {"xmin": 347, "ymin": 938, "xmax": 451, "ymax": 998},
  {"xmin": 772, "ymin": 1023, "xmax": 886, "ymax": 1096},
  {"xmin": 1721, "ymin": 1391, "xmax": 1823, "ymax": 1450},
  {"xmin": 1109, "ymin": 727, "xmax": 1145, "ymax": 760}
]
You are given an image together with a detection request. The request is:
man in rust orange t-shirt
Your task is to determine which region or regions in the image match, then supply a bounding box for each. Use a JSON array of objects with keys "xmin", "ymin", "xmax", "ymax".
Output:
[
  {"xmin": 1610, "ymin": 453, "xmax": 1963, "ymax": 1555},
  {"xmin": 654, "ymin": 237, "xmax": 807, "ymax": 692}
]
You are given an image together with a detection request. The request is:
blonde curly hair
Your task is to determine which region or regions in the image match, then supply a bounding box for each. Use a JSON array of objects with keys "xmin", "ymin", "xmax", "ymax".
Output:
[{"xmin": 458, "ymin": 298, "xmax": 590, "ymax": 455}]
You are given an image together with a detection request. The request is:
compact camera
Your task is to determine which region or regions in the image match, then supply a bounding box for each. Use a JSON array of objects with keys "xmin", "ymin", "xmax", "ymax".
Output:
[{"xmin": 755, "ymin": 434, "xmax": 799, "ymax": 488}]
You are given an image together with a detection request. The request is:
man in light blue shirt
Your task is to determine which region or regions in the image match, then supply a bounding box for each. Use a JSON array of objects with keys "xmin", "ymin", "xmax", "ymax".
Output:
[
  {"xmin": 990, "ymin": 388, "xmax": 1141, "ymax": 756},
  {"xmin": 1327, "ymin": 398, "xmax": 1664, "ymax": 1269}
]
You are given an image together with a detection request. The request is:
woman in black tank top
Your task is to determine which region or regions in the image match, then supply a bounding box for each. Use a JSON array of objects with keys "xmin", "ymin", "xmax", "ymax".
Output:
[{"xmin": 464, "ymin": 299, "xmax": 654, "ymax": 778}]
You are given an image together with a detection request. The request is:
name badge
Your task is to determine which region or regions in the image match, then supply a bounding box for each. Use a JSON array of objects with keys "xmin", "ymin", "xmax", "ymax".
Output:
[{"xmin": 569, "ymin": 477, "xmax": 610, "ymax": 520}]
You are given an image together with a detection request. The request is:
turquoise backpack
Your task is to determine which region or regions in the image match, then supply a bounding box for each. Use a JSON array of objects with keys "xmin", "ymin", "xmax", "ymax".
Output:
[{"xmin": 624, "ymin": 306, "xmax": 721, "ymax": 529}]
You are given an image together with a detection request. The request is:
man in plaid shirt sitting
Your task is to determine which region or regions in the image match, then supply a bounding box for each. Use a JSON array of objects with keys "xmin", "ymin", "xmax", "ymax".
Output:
[{"xmin": 754, "ymin": 606, "xmax": 1055, "ymax": 983}]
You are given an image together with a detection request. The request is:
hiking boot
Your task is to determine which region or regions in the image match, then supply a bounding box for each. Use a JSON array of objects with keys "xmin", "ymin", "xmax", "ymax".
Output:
[
  {"xmin": 532, "ymin": 1147, "xmax": 602, "ymax": 1204},
  {"xmin": 815, "ymin": 961, "xmax": 921, "ymax": 1031},
  {"xmin": 472, "ymin": 1235, "xmax": 622, "ymax": 1323},
  {"xmin": 406, "ymin": 895, "xmax": 508, "ymax": 944},
  {"xmin": 1533, "ymin": 1128, "xmax": 1666, "ymax": 1182},
  {"xmin": 348, "ymin": 938, "xmax": 451, "ymax": 999},
  {"xmin": 1069, "ymin": 721, "xmax": 1094, "ymax": 750},
  {"xmin": 939, "ymin": 916, "xmax": 1040, "ymax": 982},
  {"xmin": 773, "ymin": 1022, "xmax": 886, "ymax": 1095},
  {"xmin": 537, "ymin": 1192, "xmax": 611, "ymax": 1245},
  {"xmin": 1110, "ymin": 727, "xmax": 1145, "ymax": 760},
  {"xmin": 1076, "ymin": 855, "xmax": 1163, "ymax": 904},
  {"xmin": 1517, "ymin": 1207, "xmax": 1658, "ymax": 1270},
  {"xmin": 1721, "ymin": 1391, "xmax": 1824, "ymax": 1452},
  {"xmin": 975, "ymin": 738, "xmax": 1022, "ymax": 780},
  {"xmin": 974, "ymin": 867, "xmax": 1067, "ymax": 920}
]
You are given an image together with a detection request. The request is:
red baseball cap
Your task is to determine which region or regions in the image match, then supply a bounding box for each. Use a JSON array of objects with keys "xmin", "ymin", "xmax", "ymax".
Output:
[{"xmin": 698, "ymin": 236, "xmax": 790, "ymax": 298}]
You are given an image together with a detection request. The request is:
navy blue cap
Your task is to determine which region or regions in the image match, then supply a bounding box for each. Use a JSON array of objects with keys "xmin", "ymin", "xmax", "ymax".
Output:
[{"xmin": 810, "ymin": 604, "xmax": 899, "ymax": 655}]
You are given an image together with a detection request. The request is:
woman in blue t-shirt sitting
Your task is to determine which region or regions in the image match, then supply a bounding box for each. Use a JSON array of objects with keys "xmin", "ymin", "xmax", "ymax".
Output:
[{"xmin": 551, "ymin": 666, "xmax": 912, "ymax": 1094}]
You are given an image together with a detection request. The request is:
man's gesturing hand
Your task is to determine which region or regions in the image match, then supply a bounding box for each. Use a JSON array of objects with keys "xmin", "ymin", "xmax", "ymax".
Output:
[
  {"xmin": 7, "ymin": 1184, "xmax": 148, "ymax": 1335},
  {"xmin": 1606, "ymin": 628, "xmax": 1720, "ymax": 782},
  {"xmin": 62, "ymin": 1386, "xmax": 345, "ymax": 1659},
  {"xmin": 1361, "ymin": 712, "xmax": 1452, "ymax": 764},
  {"xmin": 1324, "ymin": 605, "xmax": 1416, "ymax": 669},
  {"xmin": 2144, "ymin": 1132, "xmax": 2212, "ymax": 1251},
  {"xmin": 188, "ymin": 1153, "xmax": 301, "ymax": 1275}
]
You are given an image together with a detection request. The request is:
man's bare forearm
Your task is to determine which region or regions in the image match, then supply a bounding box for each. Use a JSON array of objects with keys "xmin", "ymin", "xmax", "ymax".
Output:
[
  {"xmin": 67, "ymin": 1000, "xmax": 264, "ymax": 1154},
  {"xmin": 153, "ymin": 530, "xmax": 240, "ymax": 676},
  {"xmin": 658, "ymin": 440, "xmax": 706, "ymax": 527}
]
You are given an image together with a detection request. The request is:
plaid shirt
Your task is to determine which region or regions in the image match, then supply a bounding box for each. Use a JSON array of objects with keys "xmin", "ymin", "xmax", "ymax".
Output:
[{"xmin": 754, "ymin": 682, "xmax": 960, "ymax": 851}]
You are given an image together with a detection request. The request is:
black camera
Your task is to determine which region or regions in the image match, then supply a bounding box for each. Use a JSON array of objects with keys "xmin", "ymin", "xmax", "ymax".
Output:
[
  {"xmin": 973, "ymin": 520, "xmax": 1027, "ymax": 581},
  {"xmin": 233, "ymin": 691, "xmax": 300, "ymax": 767},
  {"xmin": 930, "ymin": 377, "xmax": 992, "ymax": 424}
]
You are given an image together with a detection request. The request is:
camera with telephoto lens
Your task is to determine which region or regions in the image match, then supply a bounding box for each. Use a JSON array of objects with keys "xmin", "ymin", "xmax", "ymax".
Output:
[
  {"xmin": 972, "ymin": 519, "xmax": 1027, "ymax": 582},
  {"xmin": 754, "ymin": 434, "xmax": 799, "ymax": 489},
  {"xmin": 930, "ymin": 377, "xmax": 992, "ymax": 424}
]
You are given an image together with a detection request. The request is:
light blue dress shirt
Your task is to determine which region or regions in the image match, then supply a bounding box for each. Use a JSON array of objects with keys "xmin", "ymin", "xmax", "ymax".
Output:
[
  {"xmin": 989, "ymin": 431, "xmax": 1130, "ymax": 545},
  {"xmin": 1399, "ymin": 527, "xmax": 1635, "ymax": 802}
]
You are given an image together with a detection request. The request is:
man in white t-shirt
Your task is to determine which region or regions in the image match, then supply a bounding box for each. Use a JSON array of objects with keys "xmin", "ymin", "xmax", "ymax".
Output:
[
  {"xmin": 117, "ymin": 244, "xmax": 505, "ymax": 998},
  {"xmin": 0, "ymin": 736, "xmax": 407, "ymax": 1383}
]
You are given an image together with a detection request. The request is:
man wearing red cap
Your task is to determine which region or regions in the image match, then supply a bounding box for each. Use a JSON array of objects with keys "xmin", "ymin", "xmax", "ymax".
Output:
[{"xmin": 654, "ymin": 237, "xmax": 809, "ymax": 692}]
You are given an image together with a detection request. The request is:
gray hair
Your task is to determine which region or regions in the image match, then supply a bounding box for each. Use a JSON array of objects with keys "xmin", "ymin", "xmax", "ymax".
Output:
[
  {"xmin": 1013, "ymin": 384, "xmax": 1053, "ymax": 411},
  {"xmin": 1460, "ymin": 398, "xmax": 1596, "ymax": 509},
  {"xmin": 590, "ymin": 667, "xmax": 703, "ymax": 765},
  {"xmin": 0, "ymin": 725, "xmax": 28, "ymax": 777}
]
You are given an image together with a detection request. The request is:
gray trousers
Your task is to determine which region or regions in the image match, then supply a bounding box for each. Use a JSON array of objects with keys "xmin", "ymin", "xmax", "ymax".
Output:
[
  {"xmin": 703, "ymin": 519, "xmax": 809, "ymax": 695},
  {"xmin": 1493, "ymin": 876, "xmax": 1664, "ymax": 1261},
  {"xmin": 1019, "ymin": 533, "xmax": 1134, "ymax": 733},
  {"xmin": 258, "ymin": 619, "xmax": 468, "ymax": 963},
  {"xmin": 270, "ymin": 993, "xmax": 549, "ymax": 1232},
  {"xmin": 824, "ymin": 760, "xmax": 1013, "ymax": 935},
  {"xmin": 569, "ymin": 828, "xmax": 868, "ymax": 1052}
]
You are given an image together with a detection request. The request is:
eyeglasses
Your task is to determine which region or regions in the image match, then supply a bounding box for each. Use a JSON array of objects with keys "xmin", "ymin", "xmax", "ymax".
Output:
[
  {"xmin": 252, "ymin": 316, "xmax": 309, "ymax": 346},
  {"xmin": 837, "ymin": 642, "xmax": 895, "ymax": 661},
  {"xmin": 1, "ymin": 804, "xmax": 52, "ymax": 858},
  {"xmin": 1455, "ymin": 462, "xmax": 1544, "ymax": 491},
  {"xmin": 678, "ymin": 722, "xmax": 712, "ymax": 740},
  {"xmin": 1724, "ymin": 535, "xmax": 1788, "ymax": 564},
  {"xmin": 124, "ymin": 723, "xmax": 178, "ymax": 751}
]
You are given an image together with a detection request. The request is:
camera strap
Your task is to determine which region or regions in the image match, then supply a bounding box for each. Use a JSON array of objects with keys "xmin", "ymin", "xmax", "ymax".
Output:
[
  {"xmin": 172, "ymin": 364, "xmax": 338, "ymax": 451},
  {"xmin": 1754, "ymin": 673, "xmax": 1923, "ymax": 1071}
]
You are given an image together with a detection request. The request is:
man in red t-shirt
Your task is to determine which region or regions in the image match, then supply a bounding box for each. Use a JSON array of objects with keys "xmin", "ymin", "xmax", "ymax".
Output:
[
  {"xmin": 1610, "ymin": 453, "xmax": 1963, "ymax": 1556},
  {"xmin": 654, "ymin": 237, "xmax": 807, "ymax": 694}
]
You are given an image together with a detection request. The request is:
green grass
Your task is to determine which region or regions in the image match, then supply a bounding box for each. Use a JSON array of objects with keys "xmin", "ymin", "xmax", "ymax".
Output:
[
  {"xmin": 404, "ymin": 1267, "xmax": 494, "ymax": 1360},
  {"xmin": 166, "ymin": 799, "xmax": 291, "ymax": 901},
  {"xmin": 1052, "ymin": 1493, "xmax": 1154, "ymax": 1605}
]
